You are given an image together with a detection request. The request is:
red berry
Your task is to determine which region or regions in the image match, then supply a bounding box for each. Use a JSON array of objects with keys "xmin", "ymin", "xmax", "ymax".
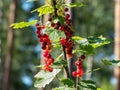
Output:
[
  {"xmin": 42, "ymin": 34, "xmax": 48, "ymax": 38},
  {"xmin": 80, "ymin": 55, "xmax": 86, "ymax": 59},
  {"xmin": 57, "ymin": 21, "xmax": 61, "ymax": 26},
  {"xmin": 48, "ymin": 67, "xmax": 53, "ymax": 72},
  {"xmin": 64, "ymin": 8, "xmax": 69, "ymax": 12},
  {"xmin": 37, "ymin": 34, "xmax": 42, "ymax": 38},
  {"xmin": 44, "ymin": 58, "xmax": 48, "ymax": 62},
  {"xmin": 65, "ymin": 14, "xmax": 70, "ymax": 19},
  {"xmin": 77, "ymin": 69, "xmax": 83, "ymax": 77},
  {"xmin": 58, "ymin": 26, "xmax": 64, "ymax": 30},
  {"xmin": 36, "ymin": 30, "xmax": 40, "ymax": 34},
  {"xmin": 43, "ymin": 64, "xmax": 49, "ymax": 70},
  {"xmin": 67, "ymin": 54, "xmax": 72, "ymax": 59},
  {"xmin": 51, "ymin": 23, "xmax": 55, "ymax": 27},
  {"xmin": 46, "ymin": 54, "xmax": 51, "ymax": 58},
  {"xmin": 72, "ymin": 71, "xmax": 77, "ymax": 77},
  {"xmin": 75, "ymin": 61, "xmax": 82, "ymax": 67},
  {"xmin": 35, "ymin": 23, "xmax": 39, "ymax": 27},
  {"xmin": 48, "ymin": 18, "xmax": 52, "ymax": 22},
  {"xmin": 42, "ymin": 43, "xmax": 46, "ymax": 49},
  {"xmin": 43, "ymin": 50, "xmax": 49, "ymax": 57},
  {"xmin": 46, "ymin": 61, "xmax": 52, "ymax": 65},
  {"xmin": 49, "ymin": 58, "xmax": 54, "ymax": 63},
  {"xmin": 60, "ymin": 38, "xmax": 66, "ymax": 45}
]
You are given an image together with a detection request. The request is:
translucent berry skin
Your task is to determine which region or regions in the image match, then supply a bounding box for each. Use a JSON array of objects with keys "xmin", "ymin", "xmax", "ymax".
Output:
[
  {"xmin": 48, "ymin": 67, "xmax": 53, "ymax": 72},
  {"xmin": 60, "ymin": 38, "xmax": 66, "ymax": 45},
  {"xmin": 76, "ymin": 69, "xmax": 83, "ymax": 77},
  {"xmin": 65, "ymin": 14, "xmax": 70, "ymax": 20},
  {"xmin": 75, "ymin": 61, "xmax": 82, "ymax": 67},
  {"xmin": 72, "ymin": 71, "xmax": 77, "ymax": 77}
]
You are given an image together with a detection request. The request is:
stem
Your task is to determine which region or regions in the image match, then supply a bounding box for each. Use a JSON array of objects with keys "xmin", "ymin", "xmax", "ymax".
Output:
[
  {"xmin": 52, "ymin": 0, "xmax": 57, "ymax": 16},
  {"xmin": 76, "ymin": 77, "xmax": 79, "ymax": 90},
  {"xmin": 62, "ymin": 46, "xmax": 70, "ymax": 78}
]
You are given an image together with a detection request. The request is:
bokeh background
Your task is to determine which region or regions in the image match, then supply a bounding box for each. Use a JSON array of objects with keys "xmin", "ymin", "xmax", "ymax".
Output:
[{"xmin": 0, "ymin": 0, "xmax": 118, "ymax": 90}]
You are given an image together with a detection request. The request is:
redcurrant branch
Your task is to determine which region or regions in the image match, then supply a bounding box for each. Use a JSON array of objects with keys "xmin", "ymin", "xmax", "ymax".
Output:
[{"xmin": 62, "ymin": 45, "xmax": 70, "ymax": 78}]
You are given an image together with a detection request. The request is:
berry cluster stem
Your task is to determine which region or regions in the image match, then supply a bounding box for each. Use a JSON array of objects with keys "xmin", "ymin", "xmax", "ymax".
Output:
[{"xmin": 76, "ymin": 77, "xmax": 79, "ymax": 90}]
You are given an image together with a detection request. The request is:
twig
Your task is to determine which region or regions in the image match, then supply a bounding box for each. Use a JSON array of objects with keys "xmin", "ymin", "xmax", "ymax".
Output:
[{"xmin": 62, "ymin": 45, "xmax": 70, "ymax": 78}]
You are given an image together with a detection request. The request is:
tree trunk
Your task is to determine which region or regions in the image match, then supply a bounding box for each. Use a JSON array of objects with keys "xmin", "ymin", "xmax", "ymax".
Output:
[
  {"xmin": 114, "ymin": 0, "xmax": 120, "ymax": 90},
  {"xmin": 0, "ymin": 39, "xmax": 2, "ymax": 90},
  {"xmin": 2, "ymin": 0, "xmax": 16, "ymax": 90},
  {"xmin": 0, "ymin": 0, "xmax": 3, "ymax": 89}
]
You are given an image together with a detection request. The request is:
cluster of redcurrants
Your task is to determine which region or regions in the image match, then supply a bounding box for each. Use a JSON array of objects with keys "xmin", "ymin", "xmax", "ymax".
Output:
[
  {"xmin": 59, "ymin": 8, "xmax": 73, "ymax": 58},
  {"xmin": 72, "ymin": 55, "xmax": 86, "ymax": 77},
  {"xmin": 36, "ymin": 24, "xmax": 54, "ymax": 72},
  {"xmin": 36, "ymin": 8, "xmax": 85, "ymax": 75},
  {"xmin": 48, "ymin": 8, "xmax": 74, "ymax": 58},
  {"xmin": 60, "ymin": 8, "xmax": 73, "ymax": 58}
]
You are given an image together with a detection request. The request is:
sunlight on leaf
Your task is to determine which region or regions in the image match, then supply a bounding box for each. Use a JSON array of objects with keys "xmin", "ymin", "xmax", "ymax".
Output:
[
  {"xmin": 97, "ymin": 88, "xmax": 102, "ymax": 90},
  {"xmin": 10, "ymin": 20, "xmax": 37, "ymax": 29},
  {"xmin": 52, "ymin": 87, "xmax": 74, "ymax": 90},
  {"xmin": 87, "ymin": 36, "xmax": 110, "ymax": 48},
  {"xmin": 32, "ymin": 5, "xmax": 54, "ymax": 16},
  {"xmin": 34, "ymin": 69, "xmax": 61, "ymax": 88},
  {"xmin": 64, "ymin": 3, "xmax": 85, "ymax": 8},
  {"xmin": 45, "ymin": 29, "xmax": 66, "ymax": 42}
]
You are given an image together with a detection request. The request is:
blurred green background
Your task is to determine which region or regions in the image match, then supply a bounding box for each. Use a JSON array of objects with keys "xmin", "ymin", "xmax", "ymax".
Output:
[{"xmin": 0, "ymin": 0, "xmax": 115, "ymax": 90}]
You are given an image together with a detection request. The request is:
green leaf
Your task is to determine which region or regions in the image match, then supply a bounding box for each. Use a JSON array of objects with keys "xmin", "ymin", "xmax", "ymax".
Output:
[
  {"xmin": 79, "ymin": 80, "xmax": 97, "ymax": 90},
  {"xmin": 65, "ymin": 3, "xmax": 85, "ymax": 8},
  {"xmin": 87, "ymin": 36, "xmax": 110, "ymax": 48},
  {"xmin": 79, "ymin": 44, "xmax": 95, "ymax": 54},
  {"xmin": 53, "ymin": 60, "xmax": 68, "ymax": 67},
  {"xmin": 101, "ymin": 59, "xmax": 120, "ymax": 66},
  {"xmin": 10, "ymin": 20, "xmax": 37, "ymax": 29},
  {"xmin": 32, "ymin": 5, "xmax": 54, "ymax": 16},
  {"xmin": 72, "ymin": 36, "xmax": 84, "ymax": 40},
  {"xmin": 60, "ymin": 78, "xmax": 74, "ymax": 87},
  {"xmin": 34, "ymin": 69, "xmax": 61, "ymax": 88},
  {"xmin": 85, "ymin": 67, "xmax": 102, "ymax": 74},
  {"xmin": 72, "ymin": 36, "xmax": 89, "ymax": 45},
  {"xmin": 45, "ymin": 29, "xmax": 66, "ymax": 42},
  {"xmin": 97, "ymin": 88, "xmax": 102, "ymax": 90},
  {"xmin": 53, "ymin": 16, "xmax": 65, "ymax": 25},
  {"xmin": 52, "ymin": 87, "xmax": 74, "ymax": 90}
]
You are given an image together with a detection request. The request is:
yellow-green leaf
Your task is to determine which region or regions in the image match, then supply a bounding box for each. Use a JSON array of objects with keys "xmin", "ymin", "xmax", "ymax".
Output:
[
  {"xmin": 32, "ymin": 5, "xmax": 54, "ymax": 16},
  {"xmin": 10, "ymin": 20, "xmax": 38, "ymax": 29}
]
